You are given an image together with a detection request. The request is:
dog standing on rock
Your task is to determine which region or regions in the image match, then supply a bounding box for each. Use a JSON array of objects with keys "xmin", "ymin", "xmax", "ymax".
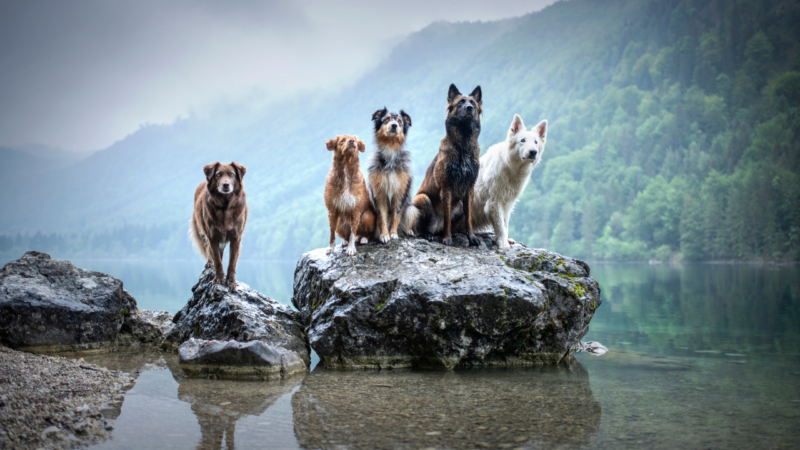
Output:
[
  {"xmin": 413, "ymin": 84, "xmax": 483, "ymax": 246},
  {"xmin": 190, "ymin": 162, "xmax": 248, "ymax": 291},
  {"xmin": 367, "ymin": 107, "xmax": 419, "ymax": 243},
  {"xmin": 472, "ymin": 114, "xmax": 548, "ymax": 249},
  {"xmin": 324, "ymin": 135, "xmax": 376, "ymax": 256}
]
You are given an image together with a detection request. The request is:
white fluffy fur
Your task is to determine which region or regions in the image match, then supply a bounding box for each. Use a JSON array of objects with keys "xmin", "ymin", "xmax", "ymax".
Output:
[{"xmin": 472, "ymin": 114, "xmax": 548, "ymax": 249}]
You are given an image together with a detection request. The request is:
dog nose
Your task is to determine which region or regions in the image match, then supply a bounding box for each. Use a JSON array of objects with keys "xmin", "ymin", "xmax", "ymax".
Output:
[
  {"xmin": 528, "ymin": 150, "xmax": 538, "ymax": 159},
  {"xmin": 466, "ymin": 104, "xmax": 474, "ymax": 111},
  {"xmin": 223, "ymin": 182, "xmax": 230, "ymax": 188},
  {"xmin": 348, "ymin": 138, "xmax": 355, "ymax": 143}
]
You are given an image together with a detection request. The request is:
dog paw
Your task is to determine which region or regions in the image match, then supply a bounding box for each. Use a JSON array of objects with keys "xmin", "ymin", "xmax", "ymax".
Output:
[
  {"xmin": 341, "ymin": 240, "xmax": 348, "ymax": 247},
  {"xmin": 442, "ymin": 237, "xmax": 453, "ymax": 246},
  {"xmin": 204, "ymin": 261, "xmax": 213, "ymax": 269},
  {"xmin": 406, "ymin": 230, "xmax": 415, "ymax": 237},
  {"xmin": 346, "ymin": 246, "xmax": 357, "ymax": 256},
  {"xmin": 326, "ymin": 246, "xmax": 336, "ymax": 255},
  {"xmin": 424, "ymin": 233, "xmax": 435, "ymax": 241},
  {"xmin": 468, "ymin": 234, "xmax": 482, "ymax": 246},
  {"xmin": 507, "ymin": 238, "xmax": 516, "ymax": 245},
  {"xmin": 213, "ymin": 276, "xmax": 226, "ymax": 286},
  {"xmin": 380, "ymin": 235, "xmax": 390, "ymax": 244},
  {"xmin": 225, "ymin": 279, "xmax": 237, "ymax": 292},
  {"xmin": 359, "ymin": 237, "xmax": 369, "ymax": 244},
  {"xmin": 390, "ymin": 233, "xmax": 399, "ymax": 240},
  {"xmin": 497, "ymin": 241, "xmax": 511, "ymax": 249}
]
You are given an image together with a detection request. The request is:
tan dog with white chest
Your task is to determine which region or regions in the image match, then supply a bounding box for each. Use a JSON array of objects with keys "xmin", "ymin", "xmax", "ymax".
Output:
[{"xmin": 324, "ymin": 135, "xmax": 376, "ymax": 256}]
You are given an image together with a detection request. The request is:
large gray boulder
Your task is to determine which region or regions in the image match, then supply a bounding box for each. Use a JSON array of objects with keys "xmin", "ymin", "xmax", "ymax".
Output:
[
  {"xmin": 293, "ymin": 234, "xmax": 601, "ymax": 369},
  {"xmin": 163, "ymin": 268, "xmax": 310, "ymax": 377},
  {"xmin": 0, "ymin": 251, "xmax": 167, "ymax": 353}
]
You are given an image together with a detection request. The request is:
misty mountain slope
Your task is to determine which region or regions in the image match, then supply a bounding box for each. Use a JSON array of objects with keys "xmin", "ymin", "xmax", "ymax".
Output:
[{"xmin": 2, "ymin": 0, "xmax": 798, "ymax": 263}]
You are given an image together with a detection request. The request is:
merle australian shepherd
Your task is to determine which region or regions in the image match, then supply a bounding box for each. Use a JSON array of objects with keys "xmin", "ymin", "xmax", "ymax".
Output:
[
  {"xmin": 190, "ymin": 162, "xmax": 248, "ymax": 291},
  {"xmin": 413, "ymin": 84, "xmax": 483, "ymax": 246},
  {"xmin": 367, "ymin": 108, "xmax": 419, "ymax": 243}
]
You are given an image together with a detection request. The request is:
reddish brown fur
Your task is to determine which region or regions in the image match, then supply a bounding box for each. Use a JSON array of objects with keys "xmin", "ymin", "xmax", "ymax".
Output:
[
  {"xmin": 324, "ymin": 135, "xmax": 375, "ymax": 255},
  {"xmin": 190, "ymin": 162, "xmax": 248, "ymax": 291}
]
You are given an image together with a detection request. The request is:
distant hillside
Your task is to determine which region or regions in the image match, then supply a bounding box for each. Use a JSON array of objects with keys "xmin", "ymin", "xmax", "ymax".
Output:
[{"xmin": 1, "ymin": 0, "xmax": 798, "ymax": 262}]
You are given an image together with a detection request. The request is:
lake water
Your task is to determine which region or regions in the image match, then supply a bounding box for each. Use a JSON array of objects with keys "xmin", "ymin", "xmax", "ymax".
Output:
[{"xmin": 65, "ymin": 259, "xmax": 800, "ymax": 449}]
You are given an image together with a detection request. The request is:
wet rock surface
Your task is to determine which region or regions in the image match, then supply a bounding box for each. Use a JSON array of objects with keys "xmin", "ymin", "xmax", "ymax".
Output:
[
  {"xmin": 0, "ymin": 345, "xmax": 133, "ymax": 449},
  {"xmin": 292, "ymin": 361, "xmax": 601, "ymax": 450},
  {"xmin": 118, "ymin": 309, "xmax": 174, "ymax": 347},
  {"xmin": 293, "ymin": 234, "xmax": 601, "ymax": 369},
  {"xmin": 178, "ymin": 338, "xmax": 307, "ymax": 381},
  {"xmin": 163, "ymin": 268, "xmax": 310, "ymax": 374},
  {"xmin": 0, "ymin": 251, "xmax": 139, "ymax": 353}
]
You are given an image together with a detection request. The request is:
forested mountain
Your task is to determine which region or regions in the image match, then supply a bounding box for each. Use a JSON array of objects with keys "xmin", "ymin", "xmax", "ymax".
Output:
[{"xmin": 2, "ymin": 0, "xmax": 798, "ymax": 262}]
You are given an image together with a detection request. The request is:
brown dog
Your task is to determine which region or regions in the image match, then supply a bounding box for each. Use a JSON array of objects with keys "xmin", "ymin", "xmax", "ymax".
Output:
[
  {"xmin": 190, "ymin": 162, "xmax": 248, "ymax": 291},
  {"xmin": 324, "ymin": 135, "xmax": 376, "ymax": 256},
  {"xmin": 413, "ymin": 84, "xmax": 482, "ymax": 246}
]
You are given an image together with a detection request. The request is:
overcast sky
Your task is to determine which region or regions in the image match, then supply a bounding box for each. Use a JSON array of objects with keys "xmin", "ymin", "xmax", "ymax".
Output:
[{"xmin": 0, "ymin": 0, "xmax": 557, "ymax": 152}]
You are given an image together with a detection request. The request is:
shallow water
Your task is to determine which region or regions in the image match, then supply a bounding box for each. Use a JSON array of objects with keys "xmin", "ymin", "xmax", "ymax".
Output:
[{"xmin": 67, "ymin": 261, "xmax": 799, "ymax": 449}]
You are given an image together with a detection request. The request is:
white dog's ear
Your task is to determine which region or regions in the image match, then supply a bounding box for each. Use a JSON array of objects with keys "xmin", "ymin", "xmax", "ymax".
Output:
[
  {"xmin": 533, "ymin": 119, "xmax": 548, "ymax": 141},
  {"xmin": 508, "ymin": 114, "xmax": 525, "ymax": 137}
]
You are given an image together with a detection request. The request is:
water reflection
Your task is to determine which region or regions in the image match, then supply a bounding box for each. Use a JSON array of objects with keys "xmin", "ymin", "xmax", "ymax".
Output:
[
  {"xmin": 178, "ymin": 374, "xmax": 303, "ymax": 449},
  {"xmin": 292, "ymin": 361, "xmax": 601, "ymax": 449}
]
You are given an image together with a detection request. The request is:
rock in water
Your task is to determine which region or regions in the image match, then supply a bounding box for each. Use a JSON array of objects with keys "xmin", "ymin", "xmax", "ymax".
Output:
[
  {"xmin": 293, "ymin": 235, "xmax": 601, "ymax": 369},
  {"xmin": 0, "ymin": 251, "xmax": 144, "ymax": 353},
  {"xmin": 163, "ymin": 268, "xmax": 310, "ymax": 377},
  {"xmin": 178, "ymin": 338, "xmax": 306, "ymax": 380},
  {"xmin": 118, "ymin": 309, "xmax": 175, "ymax": 347}
]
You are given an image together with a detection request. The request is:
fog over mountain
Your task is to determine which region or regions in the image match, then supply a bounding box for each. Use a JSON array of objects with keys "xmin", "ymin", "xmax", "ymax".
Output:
[{"xmin": 0, "ymin": 0, "xmax": 555, "ymax": 151}]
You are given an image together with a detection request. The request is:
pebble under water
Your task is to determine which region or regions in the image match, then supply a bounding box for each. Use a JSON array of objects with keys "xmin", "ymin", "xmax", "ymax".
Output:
[{"xmin": 67, "ymin": 260, "xmax": 799, "ymax": 449}]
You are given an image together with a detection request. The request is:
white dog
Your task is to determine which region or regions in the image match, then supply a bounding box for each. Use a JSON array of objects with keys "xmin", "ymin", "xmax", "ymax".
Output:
[{"xmin": 471, "ymin": 114, "xmax": 547, "ymax": 248}]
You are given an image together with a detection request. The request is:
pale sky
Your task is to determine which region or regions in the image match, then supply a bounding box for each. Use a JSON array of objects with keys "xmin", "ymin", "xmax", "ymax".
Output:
[{"xmin": 0, "ymin": 0, "xmax": 557, "ymax": 151}]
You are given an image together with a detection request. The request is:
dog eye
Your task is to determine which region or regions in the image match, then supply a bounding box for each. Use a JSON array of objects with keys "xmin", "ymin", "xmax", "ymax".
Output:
[
  {"xmin": 520, "ymin": 139, "xmax": 526, "ymax": 143},
  {"xmin": 216, "ymin": 173, "xmax": 221, "ymax": 177},
  {"xmin": 535, "ymin": 140, "xmax": 538, "ymax": 145}
]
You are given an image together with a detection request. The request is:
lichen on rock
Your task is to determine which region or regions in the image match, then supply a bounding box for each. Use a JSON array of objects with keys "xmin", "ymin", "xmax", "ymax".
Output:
[{"xmin": 293, "ymin": 234, "xmax": 601, "ymax": 370}]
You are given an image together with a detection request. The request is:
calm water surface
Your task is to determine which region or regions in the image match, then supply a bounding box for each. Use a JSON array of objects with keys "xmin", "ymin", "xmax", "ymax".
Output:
[{"xmin": 67, "ymin": 260, "xmax": 799, "ymax": 449}]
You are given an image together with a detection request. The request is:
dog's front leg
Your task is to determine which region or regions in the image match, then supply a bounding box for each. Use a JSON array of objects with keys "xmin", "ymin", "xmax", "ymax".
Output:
[
  {"xmin": 376, "ymin": 196, "xmax": 391, "ymax": 243},
  {"xmin": 441, "ymin": 188, "xmax": 453, "ymax": 246},
  {"xmin": 208, "ymin": 235, "xmax": 226, "ymax": 285},
  {"xmin": 465, "ymin": 189, "xmax": 481, "ymax": 246},
  {"xmin": 225, "ymin": 234, "xmax": 241, "ymax": 292},
  {"xmin": 388, "ymin": 195, "xmax": 401, "ymax": 240},
  {"xmin": 346, "ymin": 211, "xmax": 360, "ymax": 256},
  {"xmin": 327, "ymin": 212, "xmax": 338, "ymax": 255},
  {"xmin": 490, "ymin": 205, "xmax": 509, "ymax": 249}
]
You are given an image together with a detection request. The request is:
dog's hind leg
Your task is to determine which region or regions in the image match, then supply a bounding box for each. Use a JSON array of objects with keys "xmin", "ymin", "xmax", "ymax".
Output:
[
  {"xmin": 400, "ymin": 204, "xmax": 419, "ymax": 236},
  {"xmin": 413, "ymin": 193, "xmax": 435, "ymax": 240}
]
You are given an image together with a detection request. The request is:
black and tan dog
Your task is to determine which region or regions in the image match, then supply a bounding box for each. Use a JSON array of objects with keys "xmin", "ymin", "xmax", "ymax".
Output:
[
  {"xmin": 413, "ymin": 84, "xmax": 482, "ymax": 246},
  {"xmin": 190, "ymin": 162, "xmax": 248, "ymax": 291},
  {"xmin": 367, "ymin": 107, "xmax": 419, "ymax": 243}
]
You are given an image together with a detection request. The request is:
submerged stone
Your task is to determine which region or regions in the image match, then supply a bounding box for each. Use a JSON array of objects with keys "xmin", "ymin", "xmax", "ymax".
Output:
[
  {"xmin": 163, "ymin": 268, "xmax": 310, "ymax": 377},
  {"xmin": 293, "ymin": 234, "xmax": 601, "ymax": 370},
  {"xmin": 0, "ymin": 251, "xmax": 166, "ymax": 353},
  {"xmin": 178, "ymin": 338, "xmax": 306, "ymax": 380}
]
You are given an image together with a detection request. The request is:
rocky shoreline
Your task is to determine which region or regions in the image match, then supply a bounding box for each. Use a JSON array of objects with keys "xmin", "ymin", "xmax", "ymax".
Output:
[{"xmin": 0, "ymin": 345, "xmax": 133, "ymax": 449}]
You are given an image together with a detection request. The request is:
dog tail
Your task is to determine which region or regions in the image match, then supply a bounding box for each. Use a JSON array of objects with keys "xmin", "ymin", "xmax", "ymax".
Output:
[
  {"xmin": 400, "ymin": 203, "xmax": 420, "ymax": 236},
  {"xmin": 188, "ymin": 217, "xmax": 208, "ymax": 260}
]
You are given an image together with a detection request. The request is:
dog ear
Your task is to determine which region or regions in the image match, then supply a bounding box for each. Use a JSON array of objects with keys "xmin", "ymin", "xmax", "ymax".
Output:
[
  {"xmin": 533, "ymin": 119, "xmax": 548, "ymax": 141},
  {"xmin": 372, "ymin": 107, "xmax": 387, "ymax": 122},
  {"xmin": 203, "ymin": 162, "xmax": 219, "ymax": 180},
  {"xmin": 509, "ymin": 114, "xmax": 525, "ymax": 137},
  {"xmin": 447, "ymin": 84, "xmax": 461, "ymax": 104},
  {"xmin": 231, "ymin": 162, "xmax": 247, "ymax": 180},
  {"xmin": 326, "ymin": 137, "xmax": 338, "ymax": 151},
  {"xmin": 357, "ymin": 139, "xmax": 366, "ymax": 152},
  {"xmin": 400, "ymin": 110, "xmax": 411, "ymax": 136},
  {"xmin": 470, "ymin": 85, "xmax": 482, "ymax": 104}
]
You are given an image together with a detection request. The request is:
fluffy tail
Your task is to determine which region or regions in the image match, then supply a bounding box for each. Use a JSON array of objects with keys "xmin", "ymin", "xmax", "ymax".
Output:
[
  {"xmin": 188, "ymin": 217, "xmax": 209, "ymax": 260},
  {"xmin": 400, "ymin": 203, "xmax": 419, "ymax": 236}
]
